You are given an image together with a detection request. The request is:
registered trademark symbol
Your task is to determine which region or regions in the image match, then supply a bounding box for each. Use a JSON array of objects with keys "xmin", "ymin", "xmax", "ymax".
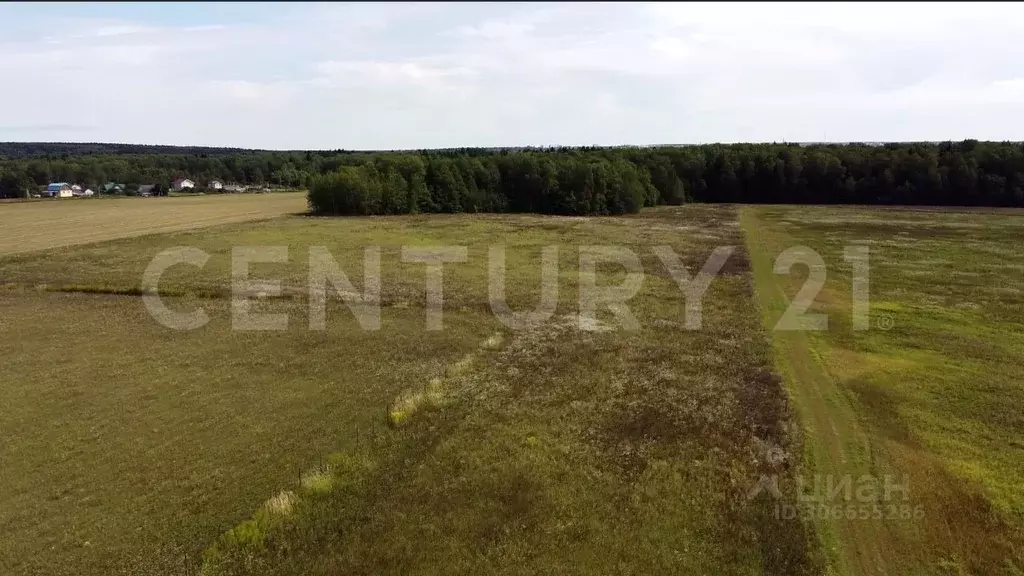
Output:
[{"xmin": 876, "ymin": 314, "xmax": 895, "ymax": 331}]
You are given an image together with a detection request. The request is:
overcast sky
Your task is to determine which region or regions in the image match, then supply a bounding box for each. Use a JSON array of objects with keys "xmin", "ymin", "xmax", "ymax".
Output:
[{"xmin": 1, "ymin": 2, "xmax": 1023, "ymax": 150}]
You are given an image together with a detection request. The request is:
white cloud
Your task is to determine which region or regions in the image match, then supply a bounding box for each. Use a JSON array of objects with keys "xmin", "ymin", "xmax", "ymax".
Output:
[
  {"xmin": 92, "ymin": 24, "xmax": 155, "ymax": 37},
  {"xmin": 314, "ymin": 60, "xmax": 476, "ymax": 87},
  {"xmin": 0, "ymin": 2, "xmax": 1023, "ymax": 148},
  {"xmin": 210, "ymin": 80, "xmax": 296, "ymax": 104}
]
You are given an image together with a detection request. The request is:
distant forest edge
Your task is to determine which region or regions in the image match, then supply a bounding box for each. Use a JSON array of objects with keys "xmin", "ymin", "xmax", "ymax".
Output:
[{"xmin": 2, "ymin": 140, "xmax": 1023, "ymax": 212}]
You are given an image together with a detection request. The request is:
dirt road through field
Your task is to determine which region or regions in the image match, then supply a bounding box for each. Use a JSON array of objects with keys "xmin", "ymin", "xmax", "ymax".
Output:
[{"xmin": 742, "ymin": 207, "xmax": 894, "ymax": 576}]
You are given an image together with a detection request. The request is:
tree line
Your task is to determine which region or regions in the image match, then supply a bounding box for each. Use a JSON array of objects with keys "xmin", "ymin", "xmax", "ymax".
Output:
[
  {"xmin": 307, "ymin": 154, "xmax": 659, "ymax": 216},
  {"xmin": 2, "ymin": 141, "xmax": 1023, "ymax": 211}
]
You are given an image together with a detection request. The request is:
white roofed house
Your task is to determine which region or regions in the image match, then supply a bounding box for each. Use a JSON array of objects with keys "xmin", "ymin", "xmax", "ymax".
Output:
[
  {"xmin": 171, "ymin": 178, "xmax": 195, "ymax": 190},
  {"xmin": 209, "ymin": 180, "xmax": 223, "ymax": 190}
]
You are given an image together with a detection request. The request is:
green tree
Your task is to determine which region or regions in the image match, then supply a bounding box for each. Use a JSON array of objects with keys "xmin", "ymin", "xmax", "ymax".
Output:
[
  {"xmin": 380, "ymin": 168, "xmax": 409, "ymax": 214},
  {"xmin": 307, "ymin": 166, "xmax": 382, "ymax": 215},
  {"xmin": 0, "ymin": 170, "xmax": 33, "ymax": 198}
]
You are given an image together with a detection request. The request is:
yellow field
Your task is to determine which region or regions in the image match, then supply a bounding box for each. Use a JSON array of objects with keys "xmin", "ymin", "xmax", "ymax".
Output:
[{"xmin": 0, "ymin": 193, "xmax": 308, "ymax": 256}]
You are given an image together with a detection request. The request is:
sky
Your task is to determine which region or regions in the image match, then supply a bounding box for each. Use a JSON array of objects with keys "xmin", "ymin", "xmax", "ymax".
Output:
[{"xmin": 1, "ymin": 1, "xmax": 1023, "ymax": 150}]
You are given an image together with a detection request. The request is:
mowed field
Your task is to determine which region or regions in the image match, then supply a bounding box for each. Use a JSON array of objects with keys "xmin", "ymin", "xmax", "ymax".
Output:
[
  {"xmin": 0, "ymin": 193, "xmax": 308, "ymax": 256},
  {"xmin": 744, "ymin": 205, "xmax": 1024, "ymax": 575},
  {"xmin": 0, "ymin": 204, "xmax": 817, "ymax": 576}
]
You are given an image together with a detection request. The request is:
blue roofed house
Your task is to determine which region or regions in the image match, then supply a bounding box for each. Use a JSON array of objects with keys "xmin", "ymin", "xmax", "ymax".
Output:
[{"xmin": 46, "ymin": 183, "xmax": 73, "ymax": 198}]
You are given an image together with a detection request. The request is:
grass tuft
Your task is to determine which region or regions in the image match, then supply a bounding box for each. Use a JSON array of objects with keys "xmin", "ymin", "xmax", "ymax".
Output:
[
  {"xmin": 263, "ymin": 490, "xmax": 298, "ymax": 517},
  {"xmin": 299, "ymin": 469, "xmax": 335, "ymax": 494},
  {"xmin": 388, "ymin": 378, "xmax": 445, "ymax": 427},
  {"xmin": 481, "ymin": 333, "xmax": 505, "ymax": 350},
  {"xmin": 388, "ymin": 409, "xmax": 408, "ymax": 427},
  {"xmin": 446, "ymin": 354, "xmax": 475, "ymax": 377}
]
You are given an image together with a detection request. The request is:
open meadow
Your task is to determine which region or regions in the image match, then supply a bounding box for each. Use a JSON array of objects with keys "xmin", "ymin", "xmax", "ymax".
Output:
[
  {"xmin": 744, "ymin": 205, "xmax": 1024, "ymax": 575},
  {"xmin": 0, "ymin": 204, "xmax": 817, "ymax": 575},
  {"xmin": 1, "ymin": 198, "xmax": 1021, "ymax": 576}
]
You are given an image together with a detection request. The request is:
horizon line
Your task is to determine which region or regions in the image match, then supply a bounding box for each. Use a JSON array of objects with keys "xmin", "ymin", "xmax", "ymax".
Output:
[{"xmin": 1, "ymin": 139, "xmax": 1018, "ymax": 155}]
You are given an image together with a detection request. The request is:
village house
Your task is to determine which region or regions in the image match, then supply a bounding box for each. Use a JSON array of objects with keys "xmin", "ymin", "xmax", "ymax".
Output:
[
  {"xmin": 171, "ymin": 178, "xmax": 195, "ymax": 191},
  {"xmin": 103, "ymin": 182, "xmax": 124, "ymax": 194},
  {"xmin": 46, "ymin": 183, "xmax": 74, "ymax": 198},
  {"xmin": 209, "ymin": 180, "xmax": 223, "ymax": 190},
  {"xmin": 138, "ymin": 185, "xmax": 156, "ymax": 197}
]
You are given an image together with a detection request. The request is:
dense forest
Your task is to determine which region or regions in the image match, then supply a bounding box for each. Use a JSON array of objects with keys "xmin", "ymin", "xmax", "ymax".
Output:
[{"xmin": 2, "ymin": 141, "xmax": 1023, "ymax": 212}]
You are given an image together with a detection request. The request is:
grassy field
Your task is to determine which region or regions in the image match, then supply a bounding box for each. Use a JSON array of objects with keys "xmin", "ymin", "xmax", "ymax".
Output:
[
  {"xmin": 0, "ymin": 205, "xmax": 817, "ymax": 575},
  {"xmin": 0, "ymin": 296, "xmax": 489, "ymax": 576},
  {"xmin": 0, "ymin": 193, "xmax": 308, "ymax": 256},
  {"xmin": 6, "ymin": 199, "xmax": 1019, "ymax": 575},
  {"xmin": 743, "ymin": 205, "xmax": 1024, "ymax": 575}
]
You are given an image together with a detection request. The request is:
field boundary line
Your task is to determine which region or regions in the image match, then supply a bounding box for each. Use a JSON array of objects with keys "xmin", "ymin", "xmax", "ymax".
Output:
[{"xmin": 741, "ymin": 207, "xmax": 893, "ymax": 576}]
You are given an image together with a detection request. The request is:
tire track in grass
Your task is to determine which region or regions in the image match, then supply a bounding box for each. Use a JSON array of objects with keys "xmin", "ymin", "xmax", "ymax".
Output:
[{"xmin": 741, "ymin": 207, "xmax": 893, "ymax": 576}]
